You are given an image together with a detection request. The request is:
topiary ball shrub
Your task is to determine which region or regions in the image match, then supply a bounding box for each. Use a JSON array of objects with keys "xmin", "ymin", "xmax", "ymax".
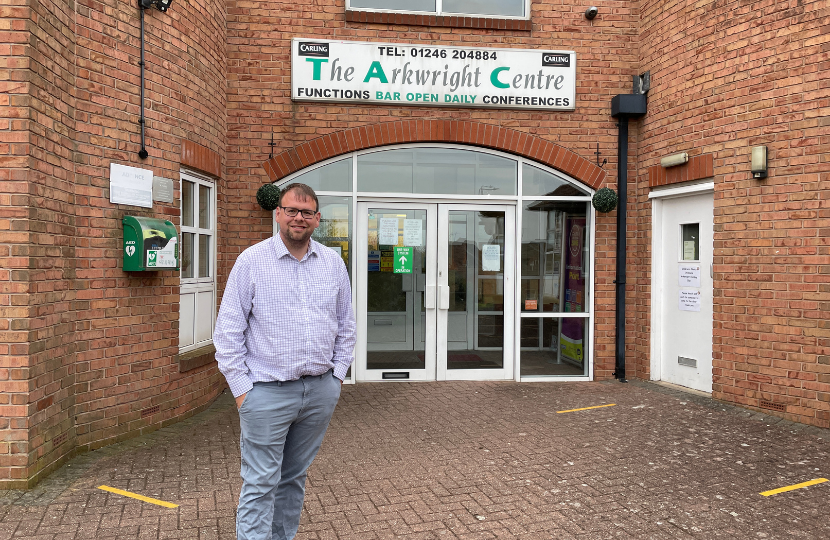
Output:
[
  {"xmin": 256, "ymin": 183, "xmax": 281, "ymax": 211},
  {"xmin": 592, "ymin": 187, "xmax": 618, "ymax": 213}
]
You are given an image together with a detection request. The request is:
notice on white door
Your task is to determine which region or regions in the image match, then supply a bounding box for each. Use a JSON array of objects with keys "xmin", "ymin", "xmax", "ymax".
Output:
[
  {"xmin": 378, "ymin": 218, "xmax": 398, "ymax": 245},
  {"xmin": 679, "ymin": 264, "xmax": 701, "ymax": 287},
  {"xmin": 482, "ymin": 244, "xmax": 501, "ymax": 271},
  {"xmin": 679, "ymin": 289, "xmax": 701, "ymax": 312},
  {"xmin": 403, "ymin": 219, "xmax": 422, "ymax": 246}
]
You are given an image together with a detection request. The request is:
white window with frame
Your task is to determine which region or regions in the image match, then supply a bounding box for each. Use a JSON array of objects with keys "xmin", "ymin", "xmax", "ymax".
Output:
[
  {"xmin": 347, "ymin": 0, "xmax": 529, "ymax": 19},
  {"xmin": 179, "ymin": 170, "xmax": 217, "ymax": 353}
]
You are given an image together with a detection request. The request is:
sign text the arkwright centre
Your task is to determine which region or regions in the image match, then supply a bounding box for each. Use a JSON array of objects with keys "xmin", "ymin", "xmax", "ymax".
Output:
[{"xmin": 292, "ymin": 39, "xmax": 576, "ymax": 111}]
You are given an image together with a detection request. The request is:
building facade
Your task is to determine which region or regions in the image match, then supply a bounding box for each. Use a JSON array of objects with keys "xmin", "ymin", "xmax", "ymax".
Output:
[{"xmin": 0, "ymin": 0, "xmax": 827, "ymax": 487}]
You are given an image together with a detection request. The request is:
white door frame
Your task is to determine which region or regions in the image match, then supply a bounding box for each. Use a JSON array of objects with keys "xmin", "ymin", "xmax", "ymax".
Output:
[
  {"xmin": 437, "ymin": 203, "xmax": 516, "ymax": 381},
  {"xmin": 649, "ymin": 182, "xmax": 714, "ymax": 382}
]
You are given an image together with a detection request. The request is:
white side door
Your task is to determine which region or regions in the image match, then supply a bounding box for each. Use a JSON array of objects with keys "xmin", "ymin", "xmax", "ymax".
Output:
[{"xmin": 652, "ymin": 189, "xmax": 714, "ymax": 392}]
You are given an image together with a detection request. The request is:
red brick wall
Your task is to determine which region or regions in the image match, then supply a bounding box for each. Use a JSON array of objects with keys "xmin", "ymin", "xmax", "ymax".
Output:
[
  {"xmin": 224, "ymin": 0, "xmax": 642, "ymax": 380},
  {"xmin": 636, "ymin": 0, "xmax": 830, "ymax": 428},
  {"xmin": 0, "ymin": 0, "xmax": 229, "ymax": 487},
  {"xmin": 0, "ymin": 0, "xmax": 78, "ymax": 487}
]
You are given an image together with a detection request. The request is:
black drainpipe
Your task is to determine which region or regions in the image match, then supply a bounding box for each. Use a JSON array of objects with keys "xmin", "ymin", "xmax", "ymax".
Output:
[
  {"xmin": 610, "ymin": 94, "xmax": 647, "ymax": 381},
  {"xmin": 138, "ymin": 4, "xmax": 149, "ymax": 159}
]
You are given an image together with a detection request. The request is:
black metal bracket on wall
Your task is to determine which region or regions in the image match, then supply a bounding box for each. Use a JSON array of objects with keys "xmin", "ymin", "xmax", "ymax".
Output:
[{"xmin": 610, "ymin": 94, "xmax": 647, "ymax": 382}]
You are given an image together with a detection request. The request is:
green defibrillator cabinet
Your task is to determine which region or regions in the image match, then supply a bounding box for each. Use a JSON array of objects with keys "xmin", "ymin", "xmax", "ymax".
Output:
[{"xmin": 123, "ymin": 216, "xmax": 179, "ymax": 271}]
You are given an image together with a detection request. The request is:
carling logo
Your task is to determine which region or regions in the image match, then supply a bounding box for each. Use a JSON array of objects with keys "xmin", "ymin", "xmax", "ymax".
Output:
[
  {"xmin": 298, "ymin": 42, "xmax": 329, "ymax": 57},
  {"xmin": 542, "ymin": 53, "xmax": 570, "ymax": 67}
]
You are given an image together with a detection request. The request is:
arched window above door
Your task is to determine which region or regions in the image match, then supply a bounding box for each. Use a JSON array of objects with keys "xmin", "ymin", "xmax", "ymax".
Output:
[{"xmin": 277, "ymin": 144, "xmax": 590, "ymax": 197}]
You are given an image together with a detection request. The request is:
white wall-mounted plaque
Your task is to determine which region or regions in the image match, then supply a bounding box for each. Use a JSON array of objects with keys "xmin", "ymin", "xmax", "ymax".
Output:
[
  {"xmin": 110, "ymin": 163, "xmax": 153, "ymax": 208},
  {"xmin": 292, "ymin": 38, "xmax": 576, "ymax": 111}
]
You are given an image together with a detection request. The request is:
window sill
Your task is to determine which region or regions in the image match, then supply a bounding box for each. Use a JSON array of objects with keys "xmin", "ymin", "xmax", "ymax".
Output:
[
  {"xmin": 345, "ymin": 10, "xmax": 531, "ymax": 31},
  {"xmin": 177, "ymin": 343, "xmax": 216, "ymax": 373}
]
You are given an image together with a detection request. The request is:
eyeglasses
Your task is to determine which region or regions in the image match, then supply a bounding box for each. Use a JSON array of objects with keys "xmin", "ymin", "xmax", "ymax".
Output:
[{"xmin": 279, "ymin": 206, "xmax": 317, "ymax": 219}]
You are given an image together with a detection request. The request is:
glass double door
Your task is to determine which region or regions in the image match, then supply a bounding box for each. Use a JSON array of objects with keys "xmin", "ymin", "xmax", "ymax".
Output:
[{"xmin": 355, "ymin": 202, "xmax": 515, "ymax": 381}]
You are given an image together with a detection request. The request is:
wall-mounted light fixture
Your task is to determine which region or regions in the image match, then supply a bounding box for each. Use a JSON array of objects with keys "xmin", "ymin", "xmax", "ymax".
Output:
[
  {"xmin": 660, "ymin": 152, "xmax": 688, "ymax": 168},
  {"xmin": 141, "ymin": 0, "xmax": 172, "ymax": 12},
  {"xmin": 751, "ymin": 146, "xmax": 767, "ymax": 179}
]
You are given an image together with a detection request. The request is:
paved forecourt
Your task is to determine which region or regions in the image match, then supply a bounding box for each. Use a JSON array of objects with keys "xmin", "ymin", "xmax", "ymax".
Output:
[{"xmin": 1, "ymin": 380, "xmax": 828, "ymax": 539}]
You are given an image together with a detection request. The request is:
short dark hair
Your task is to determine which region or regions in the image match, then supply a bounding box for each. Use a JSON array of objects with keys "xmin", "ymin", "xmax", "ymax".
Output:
[{"xmin": 280, "ymin": 183, "xmax": 318, "ymax": 212}]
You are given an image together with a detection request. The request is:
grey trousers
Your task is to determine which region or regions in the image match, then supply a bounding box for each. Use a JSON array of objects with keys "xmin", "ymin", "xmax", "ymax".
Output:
[{"xmin": 236, "ymin": 371, "xmax": 341, "ymax": 540}]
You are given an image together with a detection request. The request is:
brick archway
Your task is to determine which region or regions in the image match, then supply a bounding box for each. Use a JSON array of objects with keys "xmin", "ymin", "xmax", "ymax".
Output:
[{"xmin": 262, "ymin": 119, "xmax": 606, "ymax": 189}]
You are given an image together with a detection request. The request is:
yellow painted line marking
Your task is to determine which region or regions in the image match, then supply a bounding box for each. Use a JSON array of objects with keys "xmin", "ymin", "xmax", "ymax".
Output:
[
  {"xmin": 557, "ymin": 404, "xmax": 616, "ymax": 414},
  {"xmin": 97, "ymin": 485, "xmax": 179, "ymax": 508},
  {"xmin": 760, "ymin": 478, "xmax": 828, "ymax": 497}
]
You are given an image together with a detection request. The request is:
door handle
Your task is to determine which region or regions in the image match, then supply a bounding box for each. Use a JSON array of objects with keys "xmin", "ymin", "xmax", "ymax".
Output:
[
  {"xmin": 401, "ymin": 274, "xmax": 413, "ymax": 292},
  {"xmin": 425, "ymin": 285, "xmax": 435, "ymax": 309},
  {"xmin": 439, "ymin": 285, "xmax": 450, "ymax": 310}
]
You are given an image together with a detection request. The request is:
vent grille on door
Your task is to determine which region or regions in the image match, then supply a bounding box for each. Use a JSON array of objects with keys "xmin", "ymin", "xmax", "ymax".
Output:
[{"xmin": 677, "ymin": 356, "xmax": 697, "ymax": 368}]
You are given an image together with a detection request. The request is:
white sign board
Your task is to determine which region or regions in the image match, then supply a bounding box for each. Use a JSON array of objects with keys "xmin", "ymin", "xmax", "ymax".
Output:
[
  {"xmin": 292, "ymin": 38, "xmax": 576, "ymax": 111},
  {"xmin": 403, "ymin": 219, "xmax": 422, "ymax": 246},
  {"xmin": 482, "ymin": 245, "xmax": 501, "ymax": 272},
  {"xmin": 110, "ymin": 163, "xmax": 153, "ymax": 208},
  {"xmin": 679, "ymin": 264, "xmax": 701, "ymax": 287},
  {"xmin": 378, "ymin": 218, "xmax": 398, "ymax": 245},
  {"xmin": 679, "ymin": 289, "xmax": 701, "ymax": 312}
]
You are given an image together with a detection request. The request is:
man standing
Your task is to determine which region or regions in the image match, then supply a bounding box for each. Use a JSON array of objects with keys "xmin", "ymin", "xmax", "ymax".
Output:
[{"xmin": 214, "ymin": 183, "xmax": 355, "ymax": 540}]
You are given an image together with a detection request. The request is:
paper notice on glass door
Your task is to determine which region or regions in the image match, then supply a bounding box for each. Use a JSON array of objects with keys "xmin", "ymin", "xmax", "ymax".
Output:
[
  {"xmin": 378, "ymin": 218, "xmax": 398, "ymax": 245},
  {"xmin": 482, "ymin": 244, "xmax": 501, "ymax": 271},
  {"xmin": 403, "ymin": 219, "xmax": 422, "ymax": 246},
  {"xmin": 679, "ymin": 289, "xmax": 701, "ymax": 312}
]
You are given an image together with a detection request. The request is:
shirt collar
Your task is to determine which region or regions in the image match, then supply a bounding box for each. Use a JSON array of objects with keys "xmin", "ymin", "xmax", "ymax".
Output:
[{"xmin": 272, "ymin": 233, "xmax": 319, "ymax": 261}]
